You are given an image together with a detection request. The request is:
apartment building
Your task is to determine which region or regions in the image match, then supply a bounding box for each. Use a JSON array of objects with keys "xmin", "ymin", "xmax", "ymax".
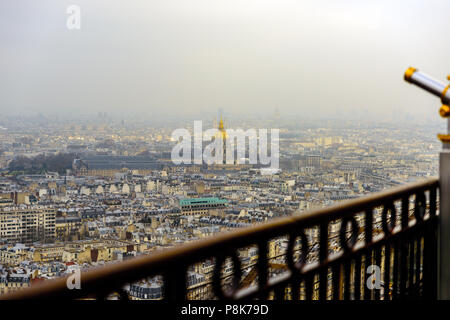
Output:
[{"xmin": 0, "ymin": 207, "xmax": 56, "ymax": 244}]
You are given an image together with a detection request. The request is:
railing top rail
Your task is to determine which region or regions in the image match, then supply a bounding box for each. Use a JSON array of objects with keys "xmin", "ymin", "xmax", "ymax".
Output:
[{"xmin": 1, "ymin": 177, "xmax": 439, "ymax": 300}]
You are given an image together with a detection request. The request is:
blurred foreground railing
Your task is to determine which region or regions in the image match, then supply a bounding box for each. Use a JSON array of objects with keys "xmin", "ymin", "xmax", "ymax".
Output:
[{"xmin": 0, "ymin": 178, "xmax": 439, "ymax": 300}]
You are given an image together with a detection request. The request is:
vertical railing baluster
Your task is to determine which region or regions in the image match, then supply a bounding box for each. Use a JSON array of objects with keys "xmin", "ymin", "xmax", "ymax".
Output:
[
  {"xmin": 332, "ymin": 264, "xmax": 341, "ymax": 300},
  {"xmin": 319, "ymin": 223, "xmax": 328, "ymax": 300},
  {"xmin": 364, "ymin": 208, "xmax": 373, "ymax": 300},
  {"xmin": 392, "ymin": 241, "xmax": 399, "ymax": 299},
  {"xmin": 384, "ymin": 244, "xmax": 391, "ymax": 300},
  {"xmin": 374, "ymin": 245, "xmax": 381, "ymax": 300},
  {"xmin": 291, "ymin": 279, "xmax": 300, "ymax": 300},
  {"xmin": 299, "ymin": 280, "xmax": 305, "ymax": 300},
  {"xmin": 343, "ymin": 261, "xmax": 351, "ymax": 300},
  {"xmin": 423, "ymin": 223, "xmax": 433, "ymax": 298},
  {"xmin": 365, "ymin": 208, "xmax": 373, "ymax": 244},
  {"xmin": 415, "ymin": 236, "xmax": 422, "ymax": 297},
  {"xmin": 401, "ymin": 195, "xmax": 410, "ymax": 228},
  {"xmin": 273, "ymin": 285, "xmax": 285, "ymax": 300},
  {"xmin": 305, "ymin": 276, "xmax": 313, "ymax": 300},
  {"xmin": 429, "ymin": 185, "xmax": 438, "ymax": 299},
  {"xmin": 354, "ymin": 255, "xmax": 362, "ymax": 300},
  {"xmin": 399, "ymin": 196, "xmax": 409, "ymax": 299},
  {"xmin": 408, "ymin": 239, "xmax": 415, "ymax": 297},
  {"xmin": 257, "ymin": 241, "xmax": 268, "ymax": 300},
  {"xmin": 164, "ymin": 266, "xmax": 187, "ymax": 301}
]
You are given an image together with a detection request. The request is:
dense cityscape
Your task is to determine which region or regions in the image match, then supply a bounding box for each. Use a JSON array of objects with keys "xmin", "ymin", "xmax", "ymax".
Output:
[{"xmin": 0, "ymin": 114, "xmax": 440, "ymax": 299}]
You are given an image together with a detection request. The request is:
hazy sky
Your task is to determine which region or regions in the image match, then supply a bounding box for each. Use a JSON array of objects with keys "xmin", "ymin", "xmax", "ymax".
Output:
[{"xmin": 1, "ymin": 0, "xmax": 450, "ymax": 121}]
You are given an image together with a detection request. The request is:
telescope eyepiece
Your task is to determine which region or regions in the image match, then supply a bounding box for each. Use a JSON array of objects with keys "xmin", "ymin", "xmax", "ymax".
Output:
[{"xmin": 404, "ymin": 67, "xmax": 417, "ymax": 82}]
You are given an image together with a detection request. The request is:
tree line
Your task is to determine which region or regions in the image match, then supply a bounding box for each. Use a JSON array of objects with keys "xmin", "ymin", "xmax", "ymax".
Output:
[{"xmin": 8, "ymin": 153, "xmax": 76, "ymax": 175}]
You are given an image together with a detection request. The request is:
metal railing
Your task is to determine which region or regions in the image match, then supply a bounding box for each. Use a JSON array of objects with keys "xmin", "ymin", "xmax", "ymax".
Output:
[{"xmin": 0, "ymin": 178, "xmax": 439, "ymax": 300}]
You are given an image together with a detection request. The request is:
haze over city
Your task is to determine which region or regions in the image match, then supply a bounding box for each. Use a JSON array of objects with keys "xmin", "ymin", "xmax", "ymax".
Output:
[{"xmin": 1, "ymin": 0, "xmax": 450, "ymax": 123}]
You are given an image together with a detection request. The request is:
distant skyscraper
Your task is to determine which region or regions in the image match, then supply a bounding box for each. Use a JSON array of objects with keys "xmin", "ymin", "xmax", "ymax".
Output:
[{"xmin": 274, "ymin": 107, "xmax": 280, "ymax": 120}]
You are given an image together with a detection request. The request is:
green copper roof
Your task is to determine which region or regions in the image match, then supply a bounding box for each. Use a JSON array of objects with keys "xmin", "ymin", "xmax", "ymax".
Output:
[{"xmin": 180, "ymin": 197, "xmax": 227, "ymax": 206}]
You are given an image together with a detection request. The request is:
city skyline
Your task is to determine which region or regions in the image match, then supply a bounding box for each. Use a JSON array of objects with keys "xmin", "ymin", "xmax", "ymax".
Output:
[{"xmin": 2, "ymin": 1, "xmax": 450, "ymax": 120}]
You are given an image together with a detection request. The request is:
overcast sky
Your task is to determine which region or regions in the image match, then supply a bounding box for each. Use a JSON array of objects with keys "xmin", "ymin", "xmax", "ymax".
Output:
[{"xmin": 1, "ymin": 0, "xmax": 450, "ymax": 121}]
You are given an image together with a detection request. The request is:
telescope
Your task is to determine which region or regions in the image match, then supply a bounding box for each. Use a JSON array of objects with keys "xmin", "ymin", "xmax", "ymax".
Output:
[{"xmin": 404, "ymin": 67, "xmax": 450, "ymax": 145}]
